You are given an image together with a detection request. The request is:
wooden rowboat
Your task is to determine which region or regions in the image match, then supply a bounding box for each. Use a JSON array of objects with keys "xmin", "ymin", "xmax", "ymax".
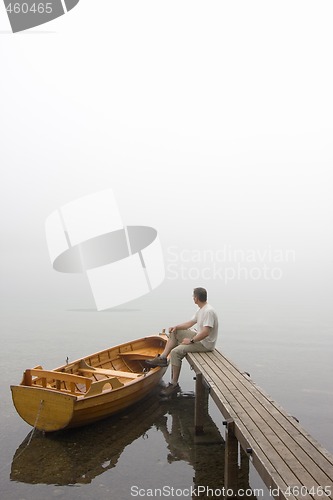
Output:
[{"xmin": 11, "ymin": 334, "xmax": 167, "ymax": 432}]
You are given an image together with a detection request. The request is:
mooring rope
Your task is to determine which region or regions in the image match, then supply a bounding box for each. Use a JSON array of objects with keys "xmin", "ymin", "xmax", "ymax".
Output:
[
  {"xmin": 10, "ymin": 399, "xmax": 44, "ymax": 465},
  {"xmin": 0, "ymin": 399, "xmax": 45, "ymax": 477},
  {"xmin": 26, "ymin": 399, "xmax": 44, "ymax": 446}
]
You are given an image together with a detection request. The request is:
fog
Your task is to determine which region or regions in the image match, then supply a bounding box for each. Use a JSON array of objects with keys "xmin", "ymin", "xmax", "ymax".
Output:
[
  {"xmin": 1, "ymin": 1, "xmax": 332, "ymax": 326},
  {"xmin": 1, "ymin": 10, "xmax": 333, "ymax": 493}
]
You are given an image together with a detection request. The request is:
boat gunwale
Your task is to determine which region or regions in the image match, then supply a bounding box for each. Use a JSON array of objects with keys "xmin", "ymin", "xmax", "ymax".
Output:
[
  {"xmin": 54, "ymin": 334, "xmax": 166, "ymax": 373},
  {"xmin": 12, "ymin": 334, "xmax": 167, "ymax": 399},
  {"xmin": 11, "ymin": 364, "xmax": 162, "ymax": 400}
]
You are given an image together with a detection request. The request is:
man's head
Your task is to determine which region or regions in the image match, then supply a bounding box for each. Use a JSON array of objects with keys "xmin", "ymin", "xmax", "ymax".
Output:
[{"xmin": 193, "ymin": 287, "xmax": 207, "ymax": 304}]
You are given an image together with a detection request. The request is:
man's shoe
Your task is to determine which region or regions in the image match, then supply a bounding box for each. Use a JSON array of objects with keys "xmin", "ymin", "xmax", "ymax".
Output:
[
  {"xmin": 145, "ymin": 354, "xmax": 168, "ymax": 367},
  {"xmin": 160, "ymin": 383, "xmax": 180, "ymax": 397}
]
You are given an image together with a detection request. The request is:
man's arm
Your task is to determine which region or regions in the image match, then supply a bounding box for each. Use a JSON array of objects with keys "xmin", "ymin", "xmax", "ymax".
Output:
[
  {"xmin": 169, "ymin": 319, "xmax": 196, "ymax": 333},
  {"xmin": 181, "ymin": 326, "xmax": 211, "ymax": 345}
]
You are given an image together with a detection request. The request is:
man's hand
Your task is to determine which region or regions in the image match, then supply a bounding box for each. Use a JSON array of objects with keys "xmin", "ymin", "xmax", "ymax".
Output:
[
  {"xmin": 181, "ymin": 337, "xmax": 192, "ymax": 345},
  {"xmin": 169, "ymin": 319, "xmax": 196, "ymax": 333}
]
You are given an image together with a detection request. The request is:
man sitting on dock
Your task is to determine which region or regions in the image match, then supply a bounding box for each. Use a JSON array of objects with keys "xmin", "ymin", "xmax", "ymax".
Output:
[{"xmin": 146, "ymin": 287, "xmax": 219, "ymax": 397}]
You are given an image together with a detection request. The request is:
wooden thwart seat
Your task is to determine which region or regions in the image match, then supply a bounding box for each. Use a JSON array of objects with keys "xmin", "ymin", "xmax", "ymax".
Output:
[
  {"xmin": 84, "ymin": 377, "xmax": 124, "ymax": 397},
  {"xmin": 78, "ymin": 360, "xmax": 141, "ymax": 379},
  {"xmin": 187, "ymin": 350, "xmax": 333, "ymax": 500},
  {"xmin": 23, "ymin": 368, "xmax": 92, "ymax": 395},
  {"xmin": 119, "ymin": 350, "xmax": 156, "ymax": 360}
]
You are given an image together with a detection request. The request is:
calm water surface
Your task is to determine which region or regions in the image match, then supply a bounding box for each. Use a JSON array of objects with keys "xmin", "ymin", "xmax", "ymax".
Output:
[{"xmin": 1, "ymin": 277, "xmax": 332, "ymax": 500}]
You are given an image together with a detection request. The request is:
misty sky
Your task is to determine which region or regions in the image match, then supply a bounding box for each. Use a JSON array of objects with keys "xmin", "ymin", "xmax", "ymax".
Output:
[{"xmin": 1, "ymin": 1, "xmax": 332, "ymax": 312}]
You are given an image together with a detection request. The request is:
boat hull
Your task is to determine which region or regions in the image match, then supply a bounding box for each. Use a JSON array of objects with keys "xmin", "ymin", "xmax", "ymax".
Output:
[
  {"xmin": 11, "ymin": 386, "xmax": 76, "ymax": 432},
  {"xmin": 11, "ymin": 335, "xmax": 167, "ymax": 432},
  {"xmin": 71, "ymin": 366, "xmax": 166, "ymax": 428}
]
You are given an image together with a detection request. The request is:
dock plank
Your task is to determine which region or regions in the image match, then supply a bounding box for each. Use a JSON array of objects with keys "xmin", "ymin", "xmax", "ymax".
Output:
[
  {"xmin": 187, "ymin": 350, "xmax": 333, "ymax": 500},
  {"xmin": 196, "ymin": 356, "xmax": 308, "ymax": 498},
  {"xmin": 207, "ymin": 352, "xmax": 333, "ymax": 490},
  {"xmin": 209, "ymin": 351, "xmax": 333, "ymax": 485}
]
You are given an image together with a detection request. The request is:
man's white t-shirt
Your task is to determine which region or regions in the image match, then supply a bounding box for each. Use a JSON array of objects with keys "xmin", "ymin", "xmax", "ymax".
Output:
[{"xmin": 192, "ymin": 303, "xmax": 219, "ymax": 350}]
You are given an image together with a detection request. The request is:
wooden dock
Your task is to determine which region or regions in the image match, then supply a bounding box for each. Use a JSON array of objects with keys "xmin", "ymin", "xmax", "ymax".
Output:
[{"xmin": 186, "ymin": 349, "xmax": 333, "ymax": 500}]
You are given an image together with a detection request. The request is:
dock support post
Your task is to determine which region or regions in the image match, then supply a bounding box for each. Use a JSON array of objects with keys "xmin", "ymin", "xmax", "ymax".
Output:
[
  {"xmin": 224, "ymin": 419, "xmax": 238, "ymax": 494},
  {"xmin": 239, "ymin": 446, "xmax": 250, "ymax": 483},
  {"xmin": 194, "ymin": 372, "xmax": 207, "ymax": 435}
]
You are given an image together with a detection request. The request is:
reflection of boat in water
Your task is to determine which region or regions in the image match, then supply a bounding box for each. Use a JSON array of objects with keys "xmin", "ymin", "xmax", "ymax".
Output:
[
  {"xmin": 11, "ymin": 335, "xmax": 167, "ymax": 432},
  {"xmin": 11, "ymin": 390, "xmax": 255, "ymax": 496},
  {"xmin": 11, "ymin": 388, "xmax": 164, "ymax": 485}
]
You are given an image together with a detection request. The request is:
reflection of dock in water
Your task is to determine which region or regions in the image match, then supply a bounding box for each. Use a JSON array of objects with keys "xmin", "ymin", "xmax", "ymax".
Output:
[
  {"xmin": 11, "ymin": 388, "xmax": 255, "ymax": 497},
  {"xmin": 157, "ymin": 391, "xmax": 226, "ymax": 491},
  {"xmin": 159, "ymin": 391, "xmax": 255, "ymax": 498}
]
